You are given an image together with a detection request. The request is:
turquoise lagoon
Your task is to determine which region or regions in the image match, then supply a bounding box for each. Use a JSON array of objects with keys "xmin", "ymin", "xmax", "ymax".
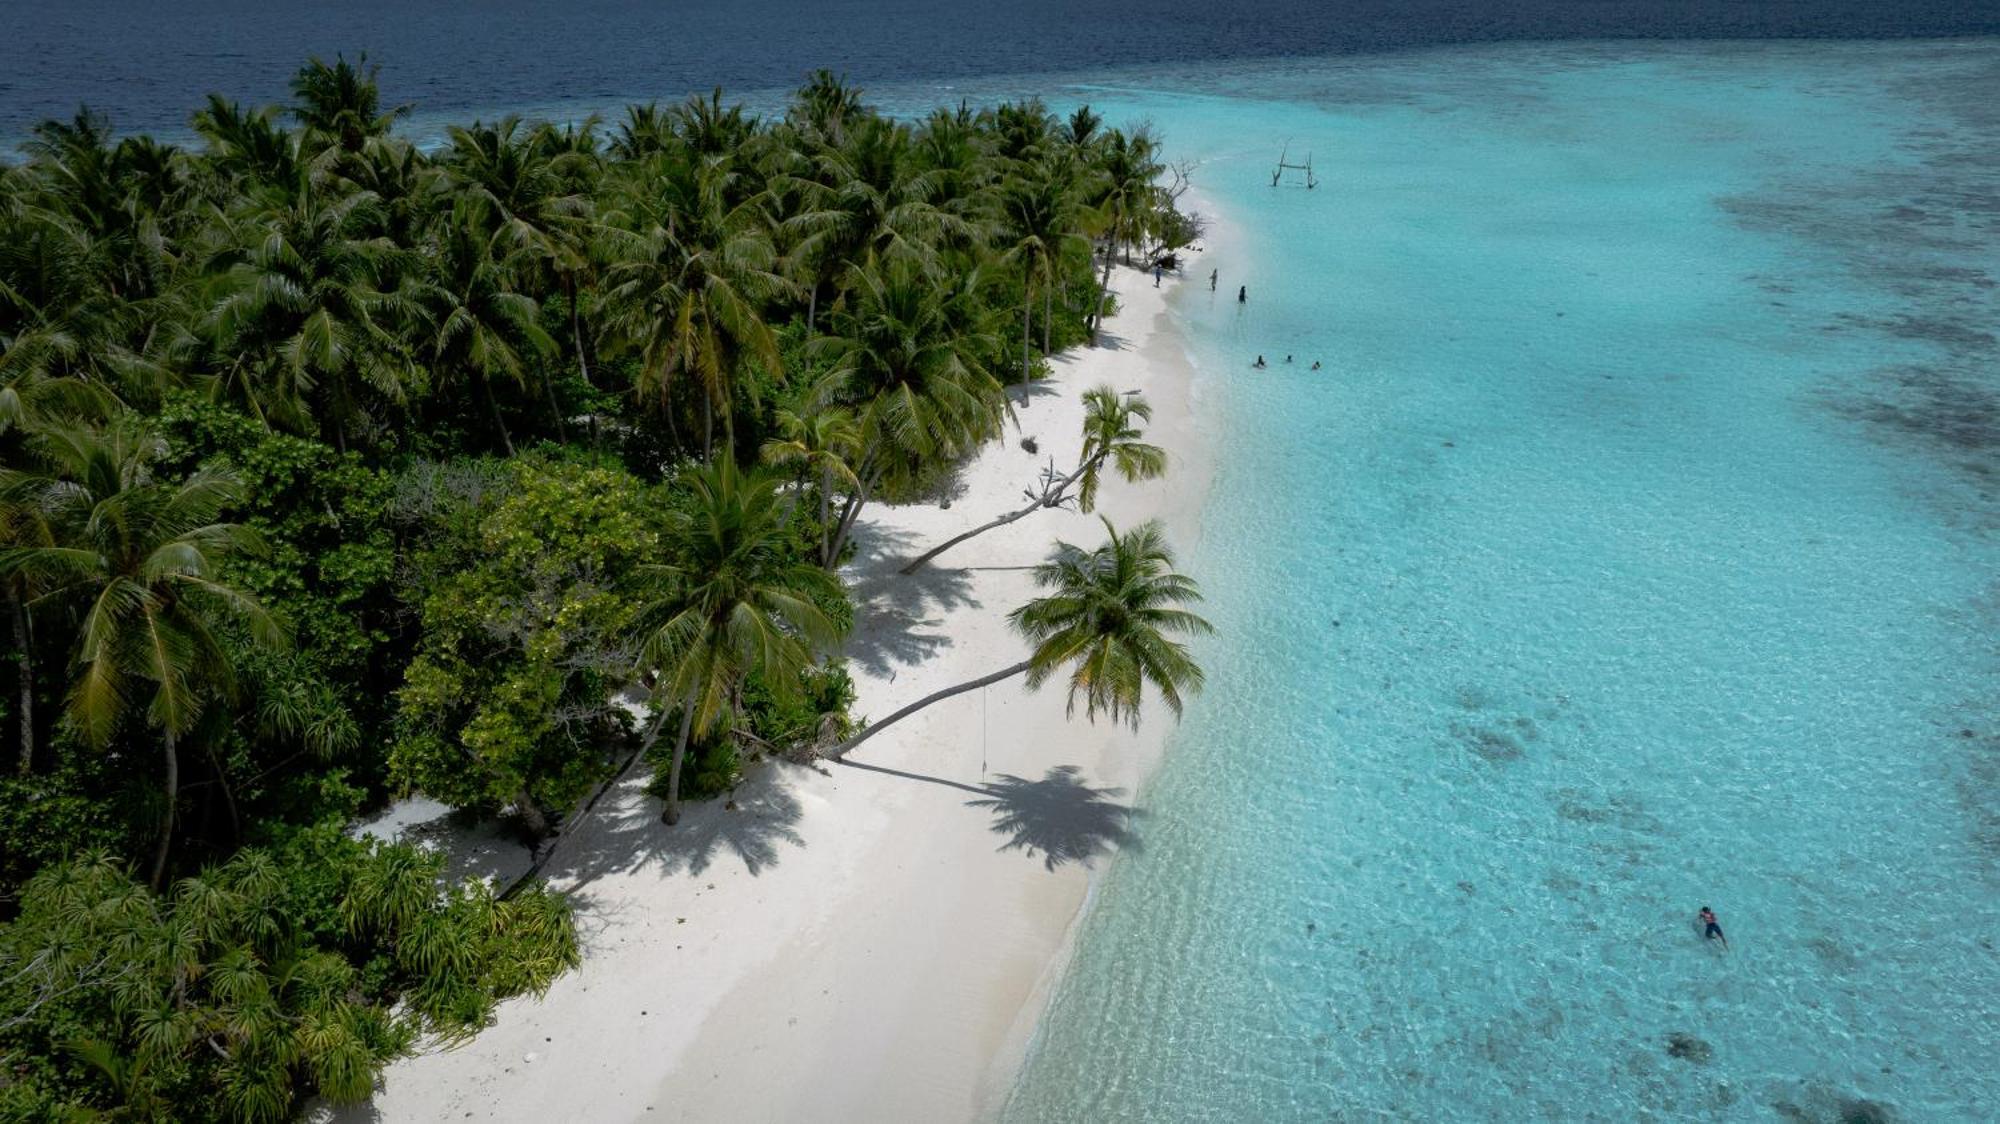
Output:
[{"xmin": 1001, "ymin": 43, "xmax": 2000, "ymax": 1122}]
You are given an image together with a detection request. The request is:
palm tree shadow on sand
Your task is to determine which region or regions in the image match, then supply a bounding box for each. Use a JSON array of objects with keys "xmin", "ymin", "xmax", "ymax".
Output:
[
  {"xmin": 841, "ymin": 760, "xmax": 1142, "ymax": 869},
  {"xmin": 969, "ymin": 766, "xmax": 1143, "ymax": 870},
  {"xmin": 546, "ymin": 766, "xmax": 809, "ymax": 898}
]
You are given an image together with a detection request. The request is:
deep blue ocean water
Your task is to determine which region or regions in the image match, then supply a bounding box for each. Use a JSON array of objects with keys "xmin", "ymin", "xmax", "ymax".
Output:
[
  {"xmin": 6, "ymin": 9, "xmax": 1996, "ymax": 1121},
  {"xmin": 4, "ymin": 0, "xmax": 2000, "ymax": 142}
]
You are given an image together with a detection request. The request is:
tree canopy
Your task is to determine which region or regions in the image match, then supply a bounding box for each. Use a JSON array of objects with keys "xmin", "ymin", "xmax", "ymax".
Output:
[{"xmin": 0, "ymin": 59, "xmax": 1195, "ymax": 1121}]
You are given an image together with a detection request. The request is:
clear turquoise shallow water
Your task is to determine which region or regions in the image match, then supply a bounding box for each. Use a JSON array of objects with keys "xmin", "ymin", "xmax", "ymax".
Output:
[{"xmin": 1004, "ymin": 43, "xmax": 1999, "ymax": 1122}]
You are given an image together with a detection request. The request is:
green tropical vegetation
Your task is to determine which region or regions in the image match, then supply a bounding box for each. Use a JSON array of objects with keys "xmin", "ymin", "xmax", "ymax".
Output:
[{"xmin": 0, "ymin": 54, "xmax": 1197, "ymax": 1120}]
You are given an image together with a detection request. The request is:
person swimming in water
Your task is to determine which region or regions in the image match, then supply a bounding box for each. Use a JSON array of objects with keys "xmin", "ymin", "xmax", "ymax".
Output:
[
  {"xmin": 1310, "ymin": 361, "xmax": 1322, "ymax": 370},
  {"xmin": 1698, "ymin": 906, "xmax": 1728, "ymax": 950}
]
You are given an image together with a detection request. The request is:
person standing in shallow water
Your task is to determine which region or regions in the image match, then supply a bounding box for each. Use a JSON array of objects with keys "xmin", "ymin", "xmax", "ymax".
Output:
[
  {"xmin": 1154, "ymin": 264, "xmax": 1162, "ymax": 287},
  {"xmin": 1238, "ymin": 285, "xmax": 1247, "ymax": 303},
  {"xmin": 1698, "ymin": 906, "xmax": 1728, "ymax": 950},
  {"xmin": 1209, "ymin": 268, "xmax": 1217, "ymax": 291}
]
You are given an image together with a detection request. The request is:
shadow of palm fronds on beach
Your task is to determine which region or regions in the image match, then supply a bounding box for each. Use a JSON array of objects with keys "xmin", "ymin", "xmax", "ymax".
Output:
[
  {"xmin": 840, "ymin": 522, "xmax": 981, "ymax": 678},
  {"xmin": 967, "ymin": 766, "xmax": 1143, "ymax": 870},
  {"xmin": 837, "ymin": 759, "xmax": 1142, "ymax": 870},
  {"xmin": 547, "ymin": 765, "xmax": 809, "ymax": 903}
]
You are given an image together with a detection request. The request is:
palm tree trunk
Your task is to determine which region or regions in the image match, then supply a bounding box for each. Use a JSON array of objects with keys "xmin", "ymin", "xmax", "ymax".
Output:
[
  {"xmin": 568, "ymin": 278, "xmax": 600, "ymax": 451},
  {"xmin": 1021, "ymin": 285, "xmax": 1033, "ymax": 386},
  {"xmin": 824, "ymin": 475, "xmax": 875, "ymax": 570},
  {"xmin": 569, "ymin": 276, "xmax": 592, "ymax": 390},
  {"xmin": 1091, "ymin": 228, "xmax": 1116, "ymax": 345},
  {"xmin": 516, "ymin": 788, "xmax": 555, "ymax": 839},
  {"xmin": 544, "ymin": 376, "xmax": 569, "ymax": 444},
  {"xmin": 476, "ymin": 371, "xmax": 516, "ymax": 456},
  {"xmin": 203, "ymin": 741, "xmax": 242, "ymax": 843},
  {"xmin": 807, "ymin": 282, "xmax": 818, "ymax": 332},
  {"xmin": 831, "ymin": 659, "xmax": 1032, "ymax": 759},
  {"xmin": 661, "ymin": 703, "xmax": 697, "ymax": 825},
  {"xmin": 149, "ymin": 728, "xmax": 180, "ymax": 890},
  {"xmin": 501, "ymin": 702, "xmax": 674, "ymax": 899},
  {"xmin": 819, "ymin": 464, "xmax": 833, "ymax": 566},
  {"xmin": 1043, "ymin": 278, "xmax": 1052, "ymax": 356},
  {"xmin": 900, "ymin": 456, "xmax": 1095, "ymax": 574},
  {"xmin": 9, "ymin": 586, "xmax": 32, "ymax": 776}
]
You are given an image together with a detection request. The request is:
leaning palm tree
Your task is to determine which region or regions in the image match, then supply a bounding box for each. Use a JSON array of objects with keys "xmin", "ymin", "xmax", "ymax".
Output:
[
  {"xmin": 899, "ymin": 384, "xmax": 1164, "ymax": 574},
  {"xmin": 635, "ymin": 459, "xmax": 845, "ymax": 824},
  {"xmin": 834, "ymin": 517, "xmax": 1207, "ymax": 758},
  {"xmin": 0, "ymin": 423, "xmax": 281, "ymax": 887}
]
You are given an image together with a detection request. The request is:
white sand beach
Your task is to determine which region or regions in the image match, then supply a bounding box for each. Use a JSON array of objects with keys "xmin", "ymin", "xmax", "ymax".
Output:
[{"xmin": 334, "ymin": 257, "xmax": 1217, "ymax": 1123}]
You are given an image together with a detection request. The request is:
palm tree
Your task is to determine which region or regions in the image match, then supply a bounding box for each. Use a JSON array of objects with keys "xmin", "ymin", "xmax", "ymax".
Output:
[
  {"xmin": 835, "ymin": 518, "xmax": 1207, "ymax": 757},
  {"xmin": 899, "ymin": 385, "xmax": 1164, "ymax": 573},
  {"xmin": 426, "ymin": 217, "xmax": 557, "ymax": 453},
  {"xmin": 1062, "ymin": 105, "xmax": 1104, "ymax": 150},
  {"xmin": 0, "ymin": 475, "xmax": 54, "ymax": 775},
  {"xmin": 610, "ymin": 102, "xmax": 673, "ymax": 161},
  {"xmin": 289, "ymin": 54, "xmax": 408, "ymax": 155},
  {"xmin": 447, "ymin": 116, "xmax": 604, "ymax": 426},
  {"xmin": 600, "ymin": 156, "xmax": 787, "ymax": 456},
  {"xmin": 0, "ymin": 423, "xmax": 282, "ymax": 887},
  {"xmin": 634, "ymin": 459, "xmax": 844, "ymax": 824},
  {"xmin": 1086, "ymin": 128, "xmax": 1162, "ymax": 345},
  {"xmin": 674, "ymin": 88, "xmax": 761, "ymax": 165},
  {"xmin": 191, "ymin": 95, "xmax": 304, "ymax": 195},
  {"xmin": 789, "ymin": 70, "xmax": 867, "ymax": 149},
  {"xmin": 992, "ymin": 100, "xmax": 1059, "ymax": 165},
  {"xmin": 206, "ymin": 182, "xmax": 419, "ymax": 449},
  {"xmin": 442, "ymin": 116, "xmax": 590, "ymax": 270},
  {"xmin": 781, "ymin": 116, "xmax": 976, "ymax": 327},
  {"xmin": 1000, "ymin": 152, "xmax": 1089, "ymax": 384},
  {"xmin": 0, "ymin": 203, "xmax": 125, "ymax": 428},
  {"xmin": 809, "ymin": 260, "xmax": 1008, "ymax": 566},
  {"xmin": 761, "ymin": 404, "xmax": 862, "ymax": 568}
]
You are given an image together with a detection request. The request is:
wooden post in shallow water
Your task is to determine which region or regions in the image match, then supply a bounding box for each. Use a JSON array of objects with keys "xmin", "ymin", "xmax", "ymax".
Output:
[{"xmin": 1272, "ymin": 142, "xmax": 1316, "ymax": 189}]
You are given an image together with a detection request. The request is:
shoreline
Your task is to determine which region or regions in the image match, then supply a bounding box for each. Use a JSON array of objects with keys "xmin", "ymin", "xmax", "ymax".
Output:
[{"xmin": 336, "ymin": 248, "xmax": 1224, "ymax": 1122}]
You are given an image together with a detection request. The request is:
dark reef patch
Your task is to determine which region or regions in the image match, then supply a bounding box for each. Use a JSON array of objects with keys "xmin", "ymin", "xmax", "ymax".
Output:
[
  {"xmin": 1805, "ymin": 935, "xmax": 1861, "ymax": 970},
  {"xmin": 1552, "ymin": 788, "xmax": 1667, "ymax": 835},
  {"xmin": 1452, "ymin": 721, "xmax": 1527, "ymax": 763},
  {"xmin": 1665, "ymin": 1032, "xmax": 1713, "ymax": 1064},
  {"xmin": 1834, "ymin": 362, "xmax": 2000, "ymax": 454},
  {"xmin": 1772, "ymin": 1083, "xmax": 1901, "ymax": 1124}
]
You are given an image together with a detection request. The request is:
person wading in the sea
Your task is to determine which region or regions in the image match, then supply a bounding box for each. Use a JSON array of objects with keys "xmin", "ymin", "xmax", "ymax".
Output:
[{"xmin": 1698, "ymin": 906, "xmax": 1729, "ymax": 951}]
